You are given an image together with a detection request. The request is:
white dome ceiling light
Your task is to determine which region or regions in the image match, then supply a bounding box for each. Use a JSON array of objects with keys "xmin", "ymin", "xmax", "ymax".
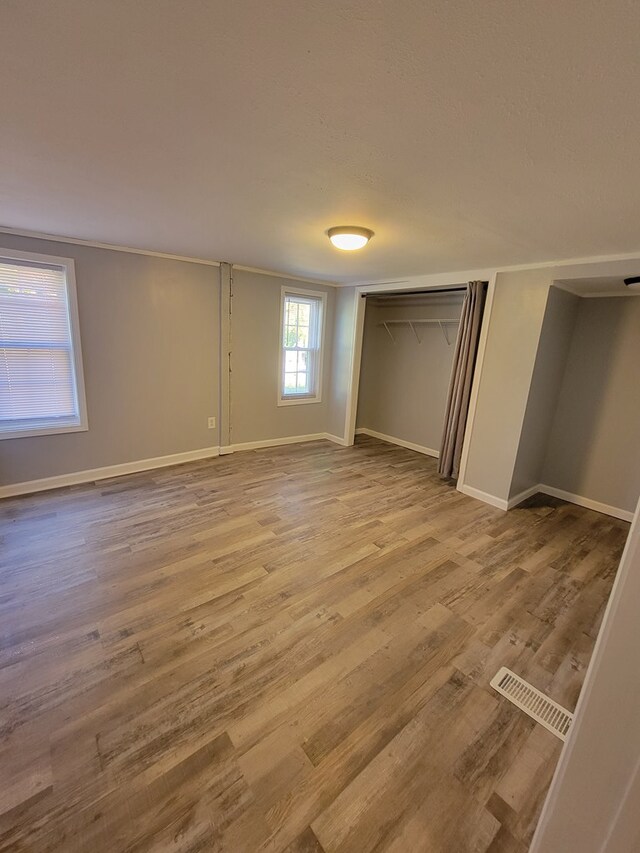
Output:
[{"xmin": 328, "ymin": 226, "xmax": 374, "ymax": 251}]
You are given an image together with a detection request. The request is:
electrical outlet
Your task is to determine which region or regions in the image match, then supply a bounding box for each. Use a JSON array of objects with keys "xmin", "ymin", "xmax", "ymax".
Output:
[{"xmin": 208, "ymin": 417, "xmax": 216, "ymax": 429}]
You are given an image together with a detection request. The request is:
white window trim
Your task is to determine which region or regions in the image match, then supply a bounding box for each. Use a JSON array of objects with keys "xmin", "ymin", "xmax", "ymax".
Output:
[
  {"xmin": 0, "ymin": 247, "xmax": 88, "ymax": 440},
  {"xmin": 277, "ymin": 285, "xmax": 327, "ymax": 407}
]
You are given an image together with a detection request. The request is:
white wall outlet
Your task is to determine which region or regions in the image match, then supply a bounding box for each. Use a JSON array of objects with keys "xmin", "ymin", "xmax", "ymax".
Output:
[{"xmin": 208, "ymin": 416, "xmax": 216, "ymax": 429}]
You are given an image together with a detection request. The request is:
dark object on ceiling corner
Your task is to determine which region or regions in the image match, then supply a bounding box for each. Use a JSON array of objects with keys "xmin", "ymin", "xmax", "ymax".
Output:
[{"xmin": 623, "ymin": 276, "xmax": 640, "ymax": 287}]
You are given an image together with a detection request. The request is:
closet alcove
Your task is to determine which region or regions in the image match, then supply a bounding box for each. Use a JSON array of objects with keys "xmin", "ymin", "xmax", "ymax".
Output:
[
  {"xmin": 355, "ymin": 289, "xmax": 465, "ymax": 457},
  {"xmin": 510, "ymin": 277, "xmax": 640, "ymax": 519}
]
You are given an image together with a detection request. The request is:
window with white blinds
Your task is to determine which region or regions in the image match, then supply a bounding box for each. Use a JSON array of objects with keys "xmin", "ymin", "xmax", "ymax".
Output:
[
  {"xmin": 278, "ymin": 287, "xmax": 326, "ymax": 405},
  {"xmin": 0, "ymin": 252, "xmax": 87, "ymax": 439}
]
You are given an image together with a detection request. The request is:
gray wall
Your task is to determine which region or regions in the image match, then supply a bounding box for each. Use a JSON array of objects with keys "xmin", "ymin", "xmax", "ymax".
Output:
[
  {"xmin": 509, "ymin": 286, "xmax": 580, "ymax": 498},
  {"xmin": 541, "ymin": 297, "xmax": 640, "ymax": 513},
  {"xmin": 462, "ymin": 269, "xmax": 552, "ymax": 501},
  {"xmin": 327, "ymin": 286, "xmax": 358, "ymax": 441},
  {"xmin": 230, "ymin": 269, "xmax": 335, "ymax": 444},
  {"xmin": 0, "ymin": 234, "xmax": 219, "ymax": 485},
  {"xmin": 356, "ymin": 296, "xmax": 463, "ymax": 451}
]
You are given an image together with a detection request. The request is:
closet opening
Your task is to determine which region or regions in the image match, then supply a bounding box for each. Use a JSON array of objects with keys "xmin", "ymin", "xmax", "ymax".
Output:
[
  {"xmin": 510, "ymin": 276, "xmax": 640, "ymax": 522},
  {"xmin": 354, "ymin": 286, "xmax": 467, "ymax": 464}
]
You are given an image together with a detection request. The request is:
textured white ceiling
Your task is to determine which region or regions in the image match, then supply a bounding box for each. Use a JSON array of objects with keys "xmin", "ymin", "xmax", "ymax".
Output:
[{"xmin": 1, "ymin": 1, "xmax": 640, "ymax": 283}]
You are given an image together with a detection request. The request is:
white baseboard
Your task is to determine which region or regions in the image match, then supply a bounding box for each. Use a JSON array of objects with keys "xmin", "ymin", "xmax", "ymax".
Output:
[
  {"xmin": 538, "ymin": 484, "xmax": 634, "ymax": 522},
  {"xmin": 4, "ymin": 439, "xmax": 632, "ymax": 523},
  {"xmin": 355, "ymin": 427, "xmax": 439, "ymax": 459},
  {"xmin": 1, "ymin": 434, "xmax": 349, "ymax": 499},
  {"xmin": 324, "ymin": 433, "xmax": 350, "ymax": 446},
  {"xmin": 489, "ymin": 481, "xmax": 633, "ymax": 521},
  {"xmin": 224, "ymin": 433, "xmax": 333, "ymax": 453},
  {"xmin": 507, "ymin": 484, "xmax": 543, "ymax": 509},
  {"xmin": 0, "ymin": 446, "xmax": 221, "ymax": 499},
  {"xmin": 458, "ymin": 484, "xmax": 509, "ymax": 511}
]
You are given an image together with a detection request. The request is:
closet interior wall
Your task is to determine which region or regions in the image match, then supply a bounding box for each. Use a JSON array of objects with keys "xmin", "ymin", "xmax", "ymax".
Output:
[
  {"xmin": 356, "ymin": 292, "xmax": 464, "ymax": 455},
  {"xmin": 511, "ymin": 286, "xmax": 640, "ymax": 516},
  {"xmin": 541, "ymin": 294, "xmax": 640, "ymax": 514}
]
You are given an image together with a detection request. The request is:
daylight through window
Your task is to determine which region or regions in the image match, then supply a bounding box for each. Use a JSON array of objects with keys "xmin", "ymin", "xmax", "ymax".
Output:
[
  {"xmin": 279, "ymin": 289, "xmax": 325, "ymax": 404},
  {"xmin": 0, "ymin": 254, "xmax": 86, "ymax": 439}
]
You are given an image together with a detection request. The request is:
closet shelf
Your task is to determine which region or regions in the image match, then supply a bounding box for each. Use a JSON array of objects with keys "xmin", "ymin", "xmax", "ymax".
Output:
[{"xmin": 378, "ymin": 318, "xmax": 459, "ymax": 345}]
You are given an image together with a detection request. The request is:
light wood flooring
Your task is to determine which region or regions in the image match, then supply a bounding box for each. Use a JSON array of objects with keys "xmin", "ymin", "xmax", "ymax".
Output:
[{"xmin": 0, "ymin": 437, "xmax": 629, "ymax": 852}]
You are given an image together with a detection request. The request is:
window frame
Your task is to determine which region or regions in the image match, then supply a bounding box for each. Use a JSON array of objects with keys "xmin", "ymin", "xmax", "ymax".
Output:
[
  {"xmin": 277, "ymin": 286, "xmax": 327, "ymax": 407},
  {"xmin": 0, "ymin": 247, "xmax": 88, "ymax": 440}
]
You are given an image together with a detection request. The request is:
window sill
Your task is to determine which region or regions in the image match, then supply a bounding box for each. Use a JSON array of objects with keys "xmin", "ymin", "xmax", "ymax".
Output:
[
  {"xmin": 277, "ymin": 395, "xmax": 322, "ymax": 407},
  {"xmin": 0, "ymin": 422, "xmax": 88, "ymax": 441}
]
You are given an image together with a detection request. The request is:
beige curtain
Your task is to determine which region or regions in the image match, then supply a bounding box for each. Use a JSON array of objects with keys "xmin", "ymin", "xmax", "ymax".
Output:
[{"xmin": 438, "ymin": 281, "xmax": 487, "ymax": 479}]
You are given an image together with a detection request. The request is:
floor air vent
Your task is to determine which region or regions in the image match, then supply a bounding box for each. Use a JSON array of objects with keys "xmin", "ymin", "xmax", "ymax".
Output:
[{"xmin": 490, "ymin": 666, "xmax": 573, "ymax": 741}]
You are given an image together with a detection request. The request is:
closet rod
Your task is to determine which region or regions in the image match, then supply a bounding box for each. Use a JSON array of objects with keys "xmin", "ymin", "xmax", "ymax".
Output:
[{"xmin": 363, "ymin": 286, "xmax": 467, "ymax": 298}]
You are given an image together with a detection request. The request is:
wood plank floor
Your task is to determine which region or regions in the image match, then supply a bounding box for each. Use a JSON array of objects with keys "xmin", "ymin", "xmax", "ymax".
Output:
[{"xmin": 0, "ymin": 436, "xmax": 629, "ymax": 852}]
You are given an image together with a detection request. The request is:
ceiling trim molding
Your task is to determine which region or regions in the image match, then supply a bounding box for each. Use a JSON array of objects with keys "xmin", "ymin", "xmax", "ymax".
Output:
[
  {"xmin": 495, "ymin": 248, "xmax": 640, "ymax": 274},
  {"xmin": 2, "ymin": 225, "xmax": 638, "ymax": 288},
  {"xmin": 352, "ymin": 249, "xmax": 640, "ymax": 290},
  {"xmin": 232, "ymin": 264, "xmax": 339, "ymax": 287},
  {"xmin": 0, "ymin": 225, "xmax": 222, "ymax": 267},
  {"xmin": 354, "ymin": 270, "xmax": 494, "ymax": 293},
  {"xmin": 0, "ymin": 226, "xmax": 340, "ymax": 284}
]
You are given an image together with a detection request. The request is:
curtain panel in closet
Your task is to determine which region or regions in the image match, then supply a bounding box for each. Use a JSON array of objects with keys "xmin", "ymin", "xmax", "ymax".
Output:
[{"xmin": 438, "ymin": 280, "xmax": 487, "ymax": 479}]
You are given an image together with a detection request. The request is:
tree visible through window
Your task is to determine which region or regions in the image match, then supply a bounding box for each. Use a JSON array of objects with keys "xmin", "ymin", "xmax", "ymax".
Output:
[{"xmin": 280, "ymin": 289, "xmax": 325, "ymax": 403}]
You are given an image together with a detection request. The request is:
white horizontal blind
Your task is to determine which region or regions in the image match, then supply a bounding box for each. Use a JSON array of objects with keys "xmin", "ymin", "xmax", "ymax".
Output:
[
  {"xmin": 282, "ymin": 293, "xmax": 322, "ymax": 398},
  {"xmin": 0, "ymin": 258, "xmax": 81, "ymax": 434}
]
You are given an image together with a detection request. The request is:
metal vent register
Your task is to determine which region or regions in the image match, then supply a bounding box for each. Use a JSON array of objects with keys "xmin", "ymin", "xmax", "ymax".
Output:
[{"xmin": 490, "ymin": 667, "xmax": 574, "ymax": 741}]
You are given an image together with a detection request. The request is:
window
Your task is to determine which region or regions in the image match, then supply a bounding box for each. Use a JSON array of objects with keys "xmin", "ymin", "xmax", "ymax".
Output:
[
  {"xmin": 279, "ymin": 287, "xmax": 326, "ymax": 405},
  {"xmin": 0, "ymin": 250, "xmax": 87, "ymax": 439}
]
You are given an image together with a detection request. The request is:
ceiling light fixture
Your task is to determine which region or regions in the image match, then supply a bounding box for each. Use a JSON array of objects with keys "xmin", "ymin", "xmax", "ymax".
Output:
[{"xmin": 328, "ymin": 225, "xmax": 374, "ymax": 251}]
